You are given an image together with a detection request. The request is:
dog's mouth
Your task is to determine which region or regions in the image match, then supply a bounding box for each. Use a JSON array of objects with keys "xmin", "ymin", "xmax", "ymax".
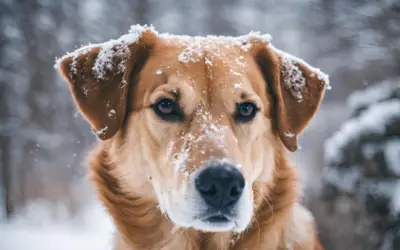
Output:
[
  {"xmin": 204, "ymin": 214, "xmax": 230, "ymax": 223},
  {"xmin": 198, "ymin": 210, "xmax": 235, "ymax": 224}
]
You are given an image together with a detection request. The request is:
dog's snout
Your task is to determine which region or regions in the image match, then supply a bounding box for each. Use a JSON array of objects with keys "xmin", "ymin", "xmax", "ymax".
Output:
[{"xmin": 195, "ymin": 164, "xmax": 245, "ymax": 209}]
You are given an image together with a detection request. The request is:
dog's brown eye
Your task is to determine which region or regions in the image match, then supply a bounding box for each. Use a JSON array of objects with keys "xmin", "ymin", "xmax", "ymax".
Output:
[
  {"xmin": 157, "ymin": 99, "xmax": 174, "ymax": 114},
  {"xmin": 152, "ymin": 98, "xmax": 184, "ymax": 122},
  {"xmin": 235, "ymin": 102, "xmax": 258, "ymax": 123}
]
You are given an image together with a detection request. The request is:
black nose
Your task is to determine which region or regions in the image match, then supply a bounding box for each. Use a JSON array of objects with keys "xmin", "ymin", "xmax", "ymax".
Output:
[{"xmin": 195, "ymin": 164, "xmax": 245, "ymax": 209}]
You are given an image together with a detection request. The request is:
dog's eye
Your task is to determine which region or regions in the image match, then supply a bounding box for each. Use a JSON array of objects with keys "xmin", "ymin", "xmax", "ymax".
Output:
[
  {"xmin": 151, "ymin": 98, "xmax": 184, "ymax": 122},
  {"xmin": 157, "ymin": 99, "xmax": 174, "ymax": 114},
  {"xmin": 235, "ymin": 102, "xmax": 258, "ymax": 122}
]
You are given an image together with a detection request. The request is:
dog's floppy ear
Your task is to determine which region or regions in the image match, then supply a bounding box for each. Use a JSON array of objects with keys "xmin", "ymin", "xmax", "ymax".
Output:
[
  {"xmin": 56, "ymin": 29, "xmax": 157, "ymax": 140},
  {"xmin": 253, "ymin": 41, "xmax": 329, "ymax": 151}
]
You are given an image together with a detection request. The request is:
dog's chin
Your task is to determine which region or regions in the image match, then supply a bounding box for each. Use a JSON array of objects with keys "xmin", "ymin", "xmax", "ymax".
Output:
[
  {"xmin": 168, "ymin": 213, "xmax": 250, "ymax": 233},
  {"xmin": 192, "ymin": 218, "xmax": 236, "ymax": 232}
]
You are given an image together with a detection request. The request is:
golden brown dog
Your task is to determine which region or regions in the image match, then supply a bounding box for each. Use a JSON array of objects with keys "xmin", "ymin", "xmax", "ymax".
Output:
[{"xmin": 56, "ymin": 25, "xmax": 328, "ymax": 250}]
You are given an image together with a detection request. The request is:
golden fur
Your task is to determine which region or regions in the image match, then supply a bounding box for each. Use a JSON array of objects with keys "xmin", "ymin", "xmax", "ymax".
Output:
[{"xmin": 57, "ymin": 27, "xmax": 327, "ymax": 250}]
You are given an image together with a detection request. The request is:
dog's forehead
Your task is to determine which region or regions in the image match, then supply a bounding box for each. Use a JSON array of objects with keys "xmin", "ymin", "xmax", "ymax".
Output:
[
  {"xmin": 133, "ymin": 34, "xmax": 272, "ymax": 111},
  {"xmin": 157, "ymin": 35, "xmax": 253, "ymax": 70},
  {"xmin": 142, "ymin": 36, "xmax": 265, "ymax": 93}
]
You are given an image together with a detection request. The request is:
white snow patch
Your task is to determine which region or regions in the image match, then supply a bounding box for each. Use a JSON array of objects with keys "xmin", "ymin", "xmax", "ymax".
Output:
[
  {"xmin": 54, "ymin": 24, "xmax": 329, "ymax": 108},
  {"xmin": 199, "ymin": 123, "xmax": 227, "ymax": 149},
  {"xmin": 164, "ymin": 30, "xmax": 272, "ymax": 65},
  {"xmin": 284, "ymin": 131, "xmax": 295, "ymax": 138},
  {"xmin": 156, "ymin": 69, "xmax": 163, "ymax": 75},
  {"xmin": 108, "ymin": 109, "xmax": 116, "ymax": 117},
  {"xmin": 348, "ymin": 78, "xmax": 399, "ymax": 112},
  {"xmin": 95, "ymin": 126, "xmax": 108, "ymax": 136},
  {"xmin": 384, "ymin": 140, "xmax": 400, "ymax": 176},
  {"xmin": 54, "ymin": 25, "xmax": 153, "ymax": 78},
  {"xmin": 324, "ymin": 100, "xmax": 400, "ymax": 164},
  {"xmin": 236, "ymin": 56, "xmax": 245, "ymax": 66},
  {"xmin": 391, "ymin": 182, "xmax": 400, "ymax": 215},
  {"xmin": 363, "ymin": 180, "xmax": 397, "ymax": 197},
  {"xmin": 234, "ymin": 82, "xmax": 243, "ymax": 88},
  {"xmin": 172, "ymin": 140, "xmax": 190, "ymax": 173},
  {"xmin": 196, "ymin": 108, "xmax": 227, "ymax": 149},
  {"xmin": 323, "ymin": 167, "xmax": 361, "ymax": 193},
  {"xmin": 280, "ymin": 54, "xmax": 306, "ymax": 101},
  {"xmin": 234, "ymin": 31, "xmax": 272, "ymax": 51},
  {"xmin": 0, "ymin": 203, "xmax": 114, "ymax": 250},
  {"xmin": 81, "ymin": 85, "xmax": 89, "ymax": 96},
  {"xmin": 166, "ymin": 141, "xmax": 175, "ymax": 158},
  {"xmin": 171, "ymin": 109, "xmax": 228, "ymax": 173},
  {"xmin": 91, "ymin": 26, "xmax": 148, "ymax": 79},
  {"xmin": 230, "ymin": 68, "xmax": 242, "ymax": 76},
  {"xmin": 161, "ymin": 30, "xmax": 272, "ymax": 46},
  {"xmin": 178, "ymin": 43, "xmax": 204, "ymax": 63},
  {"xmin": 363, "ymin": 180, "xmax": 400, "ymax": 216},
  {"xmin": 270, "ymin": 45, "xmax": 331, "ymax": 91}
]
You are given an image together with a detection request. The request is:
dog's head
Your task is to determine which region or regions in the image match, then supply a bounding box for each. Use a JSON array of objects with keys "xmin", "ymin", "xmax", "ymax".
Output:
[{"xmin": 56, "ymin": 26, "xmax": 328, "ymax": 233}]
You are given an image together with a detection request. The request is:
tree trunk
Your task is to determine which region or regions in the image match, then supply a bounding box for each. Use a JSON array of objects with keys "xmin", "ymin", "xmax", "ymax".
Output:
[{"xmin": 0, "ymin": 0, "xmax": 13, "ymax": 219}]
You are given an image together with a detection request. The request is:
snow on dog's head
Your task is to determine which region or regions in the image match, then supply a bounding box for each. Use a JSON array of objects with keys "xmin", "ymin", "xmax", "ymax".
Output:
[{"xmin": 56, "ymin": 25, "xmax": 328, "ymax": 233}]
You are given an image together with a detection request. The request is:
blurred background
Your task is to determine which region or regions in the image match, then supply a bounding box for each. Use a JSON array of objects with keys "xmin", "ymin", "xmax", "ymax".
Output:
[{"xmin": 0, "ymin": 0, "xmax": 399, "ymax": 249}]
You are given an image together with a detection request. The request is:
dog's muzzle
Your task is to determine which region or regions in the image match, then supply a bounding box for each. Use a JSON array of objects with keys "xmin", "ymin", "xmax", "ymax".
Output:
[{"xmin": 195, "ymin": 163, "xmax": 245, "ymax": 222}]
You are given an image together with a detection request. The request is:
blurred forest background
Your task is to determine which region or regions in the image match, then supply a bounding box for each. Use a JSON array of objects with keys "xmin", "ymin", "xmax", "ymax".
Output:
[{"xmin": 0, "ymin": 0, "xmax": 399, "ymax": 249}]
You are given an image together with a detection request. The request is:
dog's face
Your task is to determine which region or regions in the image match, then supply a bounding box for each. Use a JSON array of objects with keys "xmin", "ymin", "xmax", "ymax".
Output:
[
  {"xmin": 57, "ymin": 27, "xmax": 328, "ymax": 233},
  {"xmin": 124, "ymin": 42, "xmax": 276, "ymax": 232}
]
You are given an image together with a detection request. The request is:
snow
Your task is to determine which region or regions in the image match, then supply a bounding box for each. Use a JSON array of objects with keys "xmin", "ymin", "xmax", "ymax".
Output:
[
  {"xmin": 171, "ymin": 109, "xmax": 228, "ymax": 173},
  {"xmin": 362, "ymin": 180, "xmax": 400, "ymax": 216},
  {"xmin": 172, "ymin": 140, "xmax": 190, "ymax": 173},
  {"xmin": 55, "ymin": 25, "xmax": 276, "ymax": 77},
  {"xmin": 160, "ymin": 30, "xmax": 272, "ymax": 45},
  {"xmin": 54, "ymin": 25, "xmax": 153, "ymax": 77},
  {"xmin": 361, "ymin": 140, "xmax": 400, "ymax": 177},
  {"xmin": 234, "ymin": 82, "xmax": 243, "ymax": 88},
  {"xmin": 384, "ymin": 140, "xmax": 400, "ymax": 176},
  {"xmin": 323, "ymin": 167, "xmax": 400, "ymax": 216},
  {"xmin": 348, "ymin": 78, "xmax": 399, "ymax": 113},
  {"xmin": 108, "ymin": 109, "xmax": 116, "ymax": 117},
  {"xmin": 391, "ymin": 182, "xmax": 400, "ymax": 215},
  {"xmin": 236, "ymin": 56, "xmax": 245, "ymax": 66},
  {"xmin": 54, "ymin": 24, "xmax": 330, "ymax": 104},
  {"xmin": 95, "ymin": 126, "xmax": 108, "ymax": 136},
  {"xmin": 284, "ymin": 131, "xmax": 295, "ymax": 138},
  {"xmin": 174, "ymin": 31, "xmax": 271, "ymax": 63},
  {"xmin": 324, "ymin": 100, "xmax": 400, "ymax": 164},
  {"xmin": 93, "ymin": 43, "xmax": 116, "ymax": 79},
  {"xmin": 156, "ymin": 69, "xmax": 163, "ymax": 75},
  {"xmin": 270, "ymin": 45, "xmax": 331, "ymax": 91},
  {"xmin": 178, "ymin": 43, "xmax": 204, "ymax": 63},
  {"xmin": 0, "ymin": 203, "xmax": 114, "ymax": 250},
  {"xmin": 230, "ymin": 69, "xmax": 242, "ymax": 76},
  {"xmin": 323, "ymin": 167, "xmax": 361, "ymax": 193},
  {"xmin": 173, "ymin": 31, "xmax": 272, "ymax": 65},
  {"xmin": 280, "ymin": 53, "xmax": 306, "ymax": 101},
  {"xmin": 362, "ymin": 180, "xmax": 398, "ymax": 197}
]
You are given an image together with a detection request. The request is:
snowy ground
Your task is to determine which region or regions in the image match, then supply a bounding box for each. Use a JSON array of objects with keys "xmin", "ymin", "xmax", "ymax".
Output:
[{"xmin": 0, "ymin": 203, "xmax": 115, "ymax": 250}]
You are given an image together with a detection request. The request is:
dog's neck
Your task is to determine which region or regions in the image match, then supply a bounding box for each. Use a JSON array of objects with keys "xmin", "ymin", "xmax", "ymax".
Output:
[{"xmin": 88, "ymin": 147, "xmax": 299, "ymax": 250}]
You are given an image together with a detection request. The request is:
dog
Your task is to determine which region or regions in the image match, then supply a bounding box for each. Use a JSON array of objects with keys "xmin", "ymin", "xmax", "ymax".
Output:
[{"xmin": 56, "ymin": 25, "xmax": 328, "ymax": 250}]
